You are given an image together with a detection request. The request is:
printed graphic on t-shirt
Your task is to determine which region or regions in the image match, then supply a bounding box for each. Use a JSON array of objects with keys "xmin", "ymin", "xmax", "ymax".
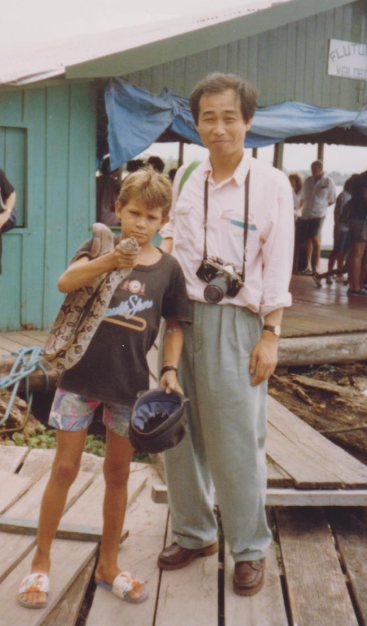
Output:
[{"xmin": 104, "ymin": 277, "xmax": 154, "ymax": 331}]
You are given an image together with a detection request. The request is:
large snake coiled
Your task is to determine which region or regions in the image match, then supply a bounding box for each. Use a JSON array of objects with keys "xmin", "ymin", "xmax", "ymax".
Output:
[{"xmin": 44, "ymin": 223, "xmax": 140, "ymax": 372}]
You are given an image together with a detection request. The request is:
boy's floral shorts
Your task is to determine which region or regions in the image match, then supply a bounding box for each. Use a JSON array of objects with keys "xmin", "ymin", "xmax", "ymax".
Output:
[{"xmin": 48, "ymin": 388, "xmax": 131, "ymax": 437}]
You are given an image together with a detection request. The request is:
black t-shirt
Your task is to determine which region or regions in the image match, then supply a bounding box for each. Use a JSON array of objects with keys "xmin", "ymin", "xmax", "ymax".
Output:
[{"xmin": 59, "ymin": 241, "xmax": 191, "ymax": 405}]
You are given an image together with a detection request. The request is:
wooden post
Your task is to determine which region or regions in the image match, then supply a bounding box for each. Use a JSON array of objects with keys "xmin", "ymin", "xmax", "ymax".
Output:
[
  {"xmin": 252, "ymin": 147, "xmax": 258, "ymax": 159},
  {"xmin": 273, "ymin": 141, "xmax": 284, "ymax": 170},
  {"xmin": 178, "ymin": 142, "xmax": 184, "ymax": 167},
  {"xmin": 317, "ymin": 142, "xmax": 324, "ymax": 162}
]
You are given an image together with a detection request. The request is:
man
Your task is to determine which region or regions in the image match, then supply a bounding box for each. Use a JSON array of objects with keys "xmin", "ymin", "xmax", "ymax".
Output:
[
  {"xmin": 158, "ymin": 73, "xmax": 294, "ymax": 596},
  {"xmin": 298, "ymin": 160, "xmax": 336, "ymax": 274},
  {"xmin": 0, "ymin": 168, "xmax": 16, "ymax": 274}
]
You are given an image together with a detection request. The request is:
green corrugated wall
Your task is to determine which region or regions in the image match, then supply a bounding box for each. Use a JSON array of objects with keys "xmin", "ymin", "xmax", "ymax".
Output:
[
  {"xmin": 0, "ymin": 83, "xmax": 96, "ymax": 331},
  {"xmin": 124, "ymin": 0, "xmax": 367, "ymax": 110}
]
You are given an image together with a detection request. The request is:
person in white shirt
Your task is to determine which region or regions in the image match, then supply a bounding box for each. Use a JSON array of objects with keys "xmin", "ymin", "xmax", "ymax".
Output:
[
  {"xmin": 298, "ymin": 160, "xmax": 336, "ymax": 274},
  {"xmin": 157, "ymin": 72, "xmax": 294, "ymax": 596}
]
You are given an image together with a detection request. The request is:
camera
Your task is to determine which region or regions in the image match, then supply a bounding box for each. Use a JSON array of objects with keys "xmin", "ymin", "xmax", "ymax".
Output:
[{"xmin": 196, "ymin": 256, "xmax": 243, "ymax": 304}]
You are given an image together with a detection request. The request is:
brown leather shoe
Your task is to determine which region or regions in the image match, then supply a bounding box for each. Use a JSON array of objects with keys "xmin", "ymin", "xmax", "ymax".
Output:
[
  {"xmin": 158, "ymin": 541, "xmax": 218, "ymax": 570},
  {"xmin": 233, "ymin": 559, "xmax": 265, "ymax": 596}
]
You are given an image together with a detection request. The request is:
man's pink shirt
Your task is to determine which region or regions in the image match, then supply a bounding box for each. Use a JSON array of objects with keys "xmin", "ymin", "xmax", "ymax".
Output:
[{"xmin": 160, "ymin": 152, "xmax": 294, "ymax": 315}]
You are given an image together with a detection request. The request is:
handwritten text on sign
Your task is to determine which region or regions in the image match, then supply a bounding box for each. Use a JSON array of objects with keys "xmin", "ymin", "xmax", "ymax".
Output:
[{"xmin": 328, "ymin": 39, "xmax": 367, "ymax": 81}]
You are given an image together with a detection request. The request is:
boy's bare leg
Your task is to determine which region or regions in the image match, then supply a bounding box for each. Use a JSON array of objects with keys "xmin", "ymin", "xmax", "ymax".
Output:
[
  {"xmin": 19, "ymin": 429, "xmax": 87, "ymax": 606},
  {"xmin": 95, "ymin": 430, "xmax": 145, "ymax": 600}
]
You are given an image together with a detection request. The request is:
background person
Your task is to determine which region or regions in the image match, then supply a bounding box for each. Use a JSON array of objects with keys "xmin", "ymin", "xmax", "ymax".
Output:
[
  {"xmin": 0, "ymin": 168, "xmax": 16, "ymax": 274},
  {"xmin": 326, "ymin": 175, "xmax": 357, "ymax": 284},
  {"xmin": 147, "ymin": 155, "xmax": 165, "ymax": 173},
  {"xmin": 96, "ymin": 156, "xmax": 121, "ymax": 227},
  {"xmin": 289, "ymin": 173, "xmax": 303, "ymax": 273},
  {"xmin": 298, "ymin": 160, "xmax": 336, "ymax": 275},
  {"xmin": 347, "ymin": 171, "xmax": 367, "ymax": 296}
]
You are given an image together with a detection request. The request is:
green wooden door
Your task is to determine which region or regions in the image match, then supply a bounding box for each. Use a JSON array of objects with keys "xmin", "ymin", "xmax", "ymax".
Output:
[{"xmin": 0, "ymin": 84, "xmax": 96, "ymax": 331}]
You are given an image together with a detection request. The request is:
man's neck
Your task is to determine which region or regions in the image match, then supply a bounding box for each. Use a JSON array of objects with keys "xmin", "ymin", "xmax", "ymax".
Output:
[{"xmin": 210, "ymin": 150, "xmax": 245, "ymax": 184}]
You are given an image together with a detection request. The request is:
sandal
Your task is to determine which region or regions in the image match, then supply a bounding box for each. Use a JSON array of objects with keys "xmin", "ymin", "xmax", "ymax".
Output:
[
  {"xmin": 18, "ymin": 572, "xmax": 50, "ymax": 609},
  {"xmin": 95, "ymin": 571, "xmax": 148, "ymax": 604}
]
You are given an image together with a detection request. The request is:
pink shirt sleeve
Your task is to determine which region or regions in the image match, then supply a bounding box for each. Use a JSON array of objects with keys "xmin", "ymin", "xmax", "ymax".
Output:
[{"xmin": 259, "ymin": 184, "xmax": 294, "ymax": 315}]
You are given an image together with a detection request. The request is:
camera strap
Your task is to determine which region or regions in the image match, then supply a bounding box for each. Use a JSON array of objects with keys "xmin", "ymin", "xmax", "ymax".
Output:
[{"xmin": 203, "ymin": 169, "xmax": 250, "ymax": 282}]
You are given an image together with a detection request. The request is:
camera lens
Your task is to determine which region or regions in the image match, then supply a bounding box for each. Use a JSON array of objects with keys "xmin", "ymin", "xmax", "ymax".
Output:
[{"xmin": 204, "ymin": 275, "xmax": 228, "ymax": 303}]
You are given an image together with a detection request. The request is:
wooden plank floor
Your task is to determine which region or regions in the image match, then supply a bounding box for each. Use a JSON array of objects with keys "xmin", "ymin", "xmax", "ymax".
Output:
[
  {"xmin": 283, "ymin": 272, "xmax": 367, "ymax": 338},
  {"xmin": 0, "ymin": 446, "xmax": 367, "ymax": 626}
]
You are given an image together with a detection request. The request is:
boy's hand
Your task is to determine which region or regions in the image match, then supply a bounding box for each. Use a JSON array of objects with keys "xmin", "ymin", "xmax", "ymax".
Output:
[
  {"xmin": 111, "ymin": 244, "xmax": 139, "ymax": 270},
  {"xmin": 160, "ymin": 371, "xmax": 183, "ymax": 395}
]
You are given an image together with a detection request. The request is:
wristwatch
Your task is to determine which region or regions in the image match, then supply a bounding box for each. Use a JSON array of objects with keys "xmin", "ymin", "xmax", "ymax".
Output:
[
  {"xmin": 262, "ymin": 324, "xmax": 281, "ymax": 337},
  {"xmin": 160, "ymin": 365, "xmax": 178, "ymax": 376}
]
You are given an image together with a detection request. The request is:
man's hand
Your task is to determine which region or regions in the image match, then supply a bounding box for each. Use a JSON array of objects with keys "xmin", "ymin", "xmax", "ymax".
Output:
[
  {"xmin": 160, "ymin": 370, "xmax": 183, "ymax": 395},
  {"xmin": 249, "ymin": 335, "xmax": 278, "ymax": 386}
]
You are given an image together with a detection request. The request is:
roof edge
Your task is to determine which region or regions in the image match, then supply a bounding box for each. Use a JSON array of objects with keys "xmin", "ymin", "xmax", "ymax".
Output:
[{"xmin": 65, "ymin": 0, "xmax": 359, "ymax": 79}]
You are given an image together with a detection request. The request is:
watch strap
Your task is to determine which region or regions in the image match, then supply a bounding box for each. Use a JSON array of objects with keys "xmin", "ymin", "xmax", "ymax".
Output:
[
  {"xmin": 160, "ymin": 365, "xmax": 178, "ymax": 376},
  {"xmin": 262, "ymin": 324, "xmax": 280, "ymax": 337}
]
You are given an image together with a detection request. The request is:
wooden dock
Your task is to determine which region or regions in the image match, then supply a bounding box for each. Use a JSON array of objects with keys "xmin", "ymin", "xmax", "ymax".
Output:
[{"xmin": 0, "ymin": 445, "xmax": 367, "ymax": 626}]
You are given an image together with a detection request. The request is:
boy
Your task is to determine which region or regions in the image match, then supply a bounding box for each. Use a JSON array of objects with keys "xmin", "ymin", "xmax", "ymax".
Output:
[{"xmin": 18, "ymin": 168, "xmax": 190, "ymax": 608}]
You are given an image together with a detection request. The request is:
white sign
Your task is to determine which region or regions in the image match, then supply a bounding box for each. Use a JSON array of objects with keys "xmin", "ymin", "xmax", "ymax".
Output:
[{"xmin": 328, "ymin": 39, "xmax": 367, "ymax": 81}]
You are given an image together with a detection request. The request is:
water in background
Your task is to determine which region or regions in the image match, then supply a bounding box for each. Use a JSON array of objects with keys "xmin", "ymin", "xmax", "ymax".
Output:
[{"xmin": 321, "ymin": 185, "xmax": 342, "ymax": 249}]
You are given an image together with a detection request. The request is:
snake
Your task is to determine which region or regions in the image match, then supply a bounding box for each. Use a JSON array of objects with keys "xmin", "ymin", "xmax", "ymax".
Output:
[{"xmin": 44, "ymin": 223, "xmax": 140, "ymax": 372}]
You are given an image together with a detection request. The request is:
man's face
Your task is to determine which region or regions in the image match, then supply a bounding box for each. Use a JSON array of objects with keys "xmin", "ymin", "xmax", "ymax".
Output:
[
  {"xmin": 196, "ymin": 89, "xmax": 250, "ymax": 161},
  {"xmin": 311, "ymin": 164, "xmax": 323, "ymax": 180}
]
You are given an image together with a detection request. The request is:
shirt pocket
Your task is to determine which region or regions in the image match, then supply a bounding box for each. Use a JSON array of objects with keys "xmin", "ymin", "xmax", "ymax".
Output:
[{"xmin": 222, "ymin": 208, "xmax": 259, "ymax": 252}]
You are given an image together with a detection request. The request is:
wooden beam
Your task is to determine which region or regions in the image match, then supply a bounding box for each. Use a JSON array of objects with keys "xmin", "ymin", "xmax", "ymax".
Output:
[
  {"xmin": 0, "ymin": 516, "xmax": 129, "ymax": 543},
  {"xmin": 278, "ymin": 332, "xmax": 367, "ymax": 366},
  {"xmin": 151, "ymin": 485, "xmax": 367, "ymax": 507},
  {"xmin": 317, "ymin": 142, "xmax": 325, "ymax": 161},
  {"xmin": 273, "ymin": 141, "xmax": 284, "ymax": 170},
  {"xmin": 178, "ymin": 141, "xmax": 184, "ymax": 167}
]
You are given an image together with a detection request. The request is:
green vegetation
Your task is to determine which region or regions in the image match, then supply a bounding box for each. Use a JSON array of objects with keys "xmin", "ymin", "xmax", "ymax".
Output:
[
  {"xmin": 12, "ymin": 424, "xmax": 107, "ymax": 456},
  {"xmin": 11, "ymin": 424, "xmax": 151, "ymax": 462}
]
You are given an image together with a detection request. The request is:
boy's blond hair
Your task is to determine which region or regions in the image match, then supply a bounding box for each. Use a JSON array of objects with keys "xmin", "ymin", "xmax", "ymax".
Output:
[{"xmin": 118, "ymin": 167, "xmax": 172, "ymax": 217}]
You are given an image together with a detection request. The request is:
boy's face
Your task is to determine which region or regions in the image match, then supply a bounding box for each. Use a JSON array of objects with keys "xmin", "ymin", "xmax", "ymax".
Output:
[{"xmin": 115, "ymin": 197, "xmax": 168, "ymax": 247}]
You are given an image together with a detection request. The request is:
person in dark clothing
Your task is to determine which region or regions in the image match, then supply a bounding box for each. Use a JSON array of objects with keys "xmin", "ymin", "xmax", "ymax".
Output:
[
  {"xmin": 96, "ymin": 156, "xmax": 121, "ymax": 227},
  {"xmin": 147, "ymin": 156, "xmax": 165, "ymax": 173},
  {"xmin": 347, "ymin": 171, "xmax": 367, "ymax": 296},
  {"xmin": 0, "ymin": 168, "xmax": 16, "ymax": 274}
]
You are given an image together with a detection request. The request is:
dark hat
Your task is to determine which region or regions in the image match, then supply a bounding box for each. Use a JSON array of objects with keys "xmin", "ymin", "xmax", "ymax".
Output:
[{"xmin": 129, "ymin": 389, "xmax": 188, "ymax": 454}]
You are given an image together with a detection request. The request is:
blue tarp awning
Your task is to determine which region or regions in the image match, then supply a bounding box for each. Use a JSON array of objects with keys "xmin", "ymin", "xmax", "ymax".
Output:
[{"xmin": 105, "ymin": 78, "xmax": 367, "ymax": 170}]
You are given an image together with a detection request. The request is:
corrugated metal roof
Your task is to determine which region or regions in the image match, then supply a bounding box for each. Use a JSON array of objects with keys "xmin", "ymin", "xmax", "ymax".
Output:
[
  {"xmin": 0, "ymin": 1, "xmax": 291, "ymax": 86},
  {"xmin": 0, "ymin": 0, "xmax": 353, "ymax": 87}
]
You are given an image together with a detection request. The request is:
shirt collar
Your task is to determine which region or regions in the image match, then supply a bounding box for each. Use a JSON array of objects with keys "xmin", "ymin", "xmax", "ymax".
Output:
[{"xmin": 202, "ymin": 151, "xmax": 251, "ymax": 187}]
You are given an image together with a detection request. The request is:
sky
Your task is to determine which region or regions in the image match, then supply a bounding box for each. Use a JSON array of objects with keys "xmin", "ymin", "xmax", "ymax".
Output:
[{"xmin": 2, "ymin": 0, "xmax": 366, "ymax": 176}]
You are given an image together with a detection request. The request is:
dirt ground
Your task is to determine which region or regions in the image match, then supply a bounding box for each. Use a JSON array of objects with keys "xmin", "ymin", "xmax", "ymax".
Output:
[{"xmin": 269, "ymin": 361, "xmax": 367, "ymax": 459}]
